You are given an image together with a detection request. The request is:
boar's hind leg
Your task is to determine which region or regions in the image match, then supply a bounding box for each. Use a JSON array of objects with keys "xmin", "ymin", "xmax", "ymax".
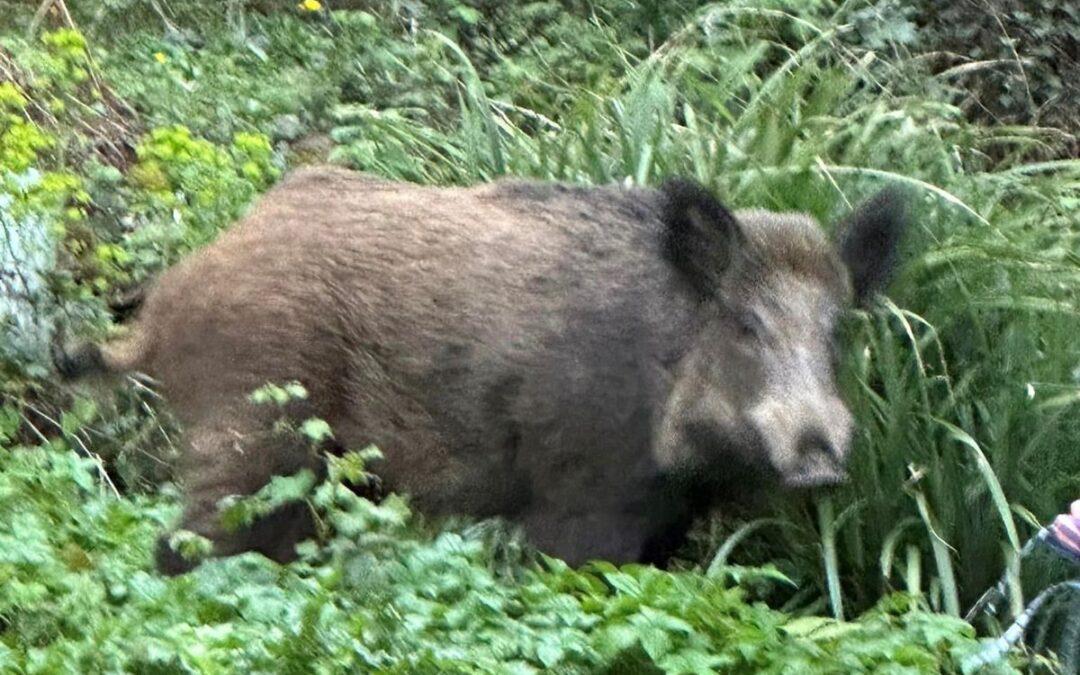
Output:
[{"xmin": 155, "ymin": 416, "xmax": 322, "ymax": 576}]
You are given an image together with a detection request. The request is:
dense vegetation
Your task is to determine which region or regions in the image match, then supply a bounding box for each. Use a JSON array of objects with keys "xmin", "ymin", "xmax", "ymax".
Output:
[{"xmin": 0, "ymin": 0, "xmax": 1077, "ymax": 671}]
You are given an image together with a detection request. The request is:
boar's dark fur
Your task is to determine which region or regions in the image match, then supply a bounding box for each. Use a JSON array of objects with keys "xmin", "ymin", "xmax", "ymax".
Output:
[{"xmin": 55, "ymin": 166, "xmax": 906, "ymax": 574}]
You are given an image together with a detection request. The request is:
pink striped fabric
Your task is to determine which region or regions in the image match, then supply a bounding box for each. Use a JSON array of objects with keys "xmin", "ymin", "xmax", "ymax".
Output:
[{"xmin": 1050, "ymin": 499, "xmax": 1080, "ymax": 557}]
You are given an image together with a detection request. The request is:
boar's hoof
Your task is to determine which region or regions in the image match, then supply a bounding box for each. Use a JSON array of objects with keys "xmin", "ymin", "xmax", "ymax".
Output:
[{"xmin": 347, "ymin": 474, "xmax": 384, "ymax": 503}]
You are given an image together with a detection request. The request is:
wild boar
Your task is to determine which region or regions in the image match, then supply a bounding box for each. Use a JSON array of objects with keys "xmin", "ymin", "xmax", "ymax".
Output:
[{"xmin": 55, "ymin": 166, "xmax": 906, "ymax": 574}]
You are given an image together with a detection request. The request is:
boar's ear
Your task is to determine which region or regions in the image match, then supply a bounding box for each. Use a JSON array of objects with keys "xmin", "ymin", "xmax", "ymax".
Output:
[
  {"xmin": 661, "ymin": 178, "xmax": 746, "ymax": 298},
  {"xmin": 836, "ymin": 187, "xmax": 908, "ymax": 305}
]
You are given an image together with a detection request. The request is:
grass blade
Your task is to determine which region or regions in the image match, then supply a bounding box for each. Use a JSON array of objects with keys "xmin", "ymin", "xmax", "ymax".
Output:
[
  {"xmin": 911, "ymin": 483, "xmax": 960, "ymax": 617},
  {"xmin": 817, "ymin": 495, "xmax": 844, "ymax": 621}
]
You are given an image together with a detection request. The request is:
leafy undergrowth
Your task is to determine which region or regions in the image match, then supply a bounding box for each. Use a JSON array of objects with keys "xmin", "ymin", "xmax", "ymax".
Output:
[{"xmin": 0, "ymin": 441, "xmax": 1020, "ymax": 674}]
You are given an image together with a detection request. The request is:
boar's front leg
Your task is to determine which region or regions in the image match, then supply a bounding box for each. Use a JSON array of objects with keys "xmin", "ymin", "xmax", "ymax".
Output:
[
  {"xmin": 521, "ymin": 509, "xmax": 660, "ymax": 567},
  {"xmin": 155, "ymin": 415, "xmax": 322, "ymax": 576}
]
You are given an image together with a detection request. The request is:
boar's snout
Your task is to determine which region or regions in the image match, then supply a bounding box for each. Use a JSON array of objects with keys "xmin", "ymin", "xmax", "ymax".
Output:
[{"xmin": 747, "ymin": 394, "xmax": 854, "ymax": 488}]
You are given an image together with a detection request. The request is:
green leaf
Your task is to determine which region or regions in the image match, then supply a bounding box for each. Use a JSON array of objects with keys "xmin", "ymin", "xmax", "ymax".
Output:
[
  {"xmin": 450, "ymin": 5, "xmax": 481, "ymax": 25},
  {"xmin": 218, "ymin": 469, "xmax": 316, "ymax": 531},
  {"xmin": 60, "ymin": 397, "xmax": 97, "ymax": 436},
  {"xmin": 783, "ymin": 616, "xmax": 835, "ymax": 637},
  {"xmin": 168, "ymin": 529, "xmax": 213, "ymax": 561},
  {"xmin": 0, "ymin": 406, "xmax": 20, "ymax": 443},
  {"xmin": 249, "ymin": 382, "xmax": 308, "ymax": 406},
  {"xmin": 300, "ymin": 418, "xmax": 333, "ymax": 444}
]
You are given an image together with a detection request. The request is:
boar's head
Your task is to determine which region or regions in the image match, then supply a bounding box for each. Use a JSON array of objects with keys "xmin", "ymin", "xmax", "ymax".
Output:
[{"xmin": 654, "ymin": 181, "xmax": 906, "ymax": 491}]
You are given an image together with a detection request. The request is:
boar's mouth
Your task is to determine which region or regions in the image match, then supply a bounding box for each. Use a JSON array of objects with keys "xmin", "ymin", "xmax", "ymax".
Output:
[
  {"xmin": 680, "ymin": 420, "xmax": 775, "ymax": 490},
  {"xmin": 682, "ymin": 420, "xmax": 848, "ymax": 491},
  {"xmin": 783, "ymin": 465, "xmax": 848, "ymax": 489},
  {"xmin": 782, "ymin": 451, "xmax": 848, "ymax": 489}
]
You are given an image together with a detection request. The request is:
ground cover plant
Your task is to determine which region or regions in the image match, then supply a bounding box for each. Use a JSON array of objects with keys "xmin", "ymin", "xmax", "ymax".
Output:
[{"xmin": 0, "ymin": 0, "xmax": 1077, "ymax": 671}]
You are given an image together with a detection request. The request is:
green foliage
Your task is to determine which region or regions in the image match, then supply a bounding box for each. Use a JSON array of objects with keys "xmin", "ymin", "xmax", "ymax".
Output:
[
  {"xmin": 0, "ymin": 31, "xmax": 97, "ymax": 377},
  {"xmin": 902, "ymin": 0, "xmax": 1079, "ymax": 140},
  {"xmin": 36, "ymin": 28, "xmax": 91, "ymax": 87},
  {"xmin": 0, "ymin": 433, "xmax": 174, "ymax": 665},
  {"xmin": 0, "ymin": 431, "xmax": 1020, "ymax": 673},
  {"xmin": 218, "ymin": 469, "xmax": 318, "ymax": 533},
  {"xmin": 123, "ymin": 124, "xmax": 279, "ymax": 275},
  {"xmin": 248, "ymin": 381, "xmax": 309, "ymax": 406},
  {"xmin": 0, "ymin": 84, "xmax": 52, "ymax": 173},
  {"xmin": 299, "ymin": 418, "xmax": 333, "ymax": 444}
]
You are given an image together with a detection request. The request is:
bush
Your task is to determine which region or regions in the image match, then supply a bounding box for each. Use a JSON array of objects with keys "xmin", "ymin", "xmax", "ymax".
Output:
[{"xmin": 123, "ymin": 124, "xmax": 280, "ymax": 277}]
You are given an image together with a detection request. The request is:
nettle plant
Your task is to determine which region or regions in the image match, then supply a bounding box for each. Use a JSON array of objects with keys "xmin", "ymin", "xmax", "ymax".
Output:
[{"xmin": 160, "ymin": 381, "xmax": 386, "ymax": 570}]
